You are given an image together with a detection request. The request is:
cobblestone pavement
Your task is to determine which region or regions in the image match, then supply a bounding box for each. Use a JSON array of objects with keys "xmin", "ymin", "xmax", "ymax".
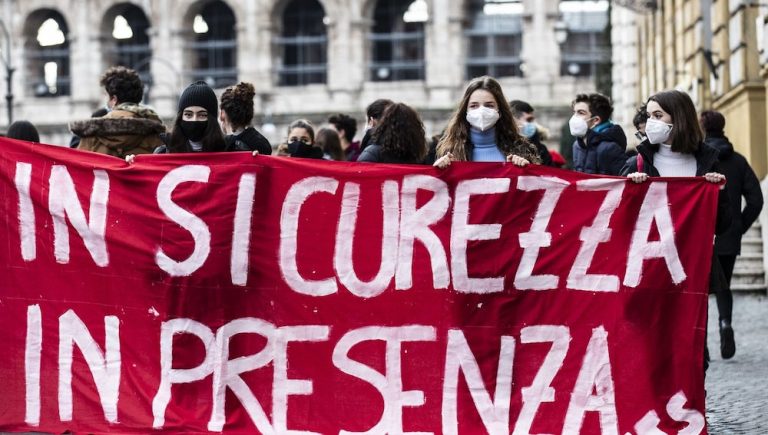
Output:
[{"xmin": 706, "ymin": 293, "xmax": 768, "ymax": 434}]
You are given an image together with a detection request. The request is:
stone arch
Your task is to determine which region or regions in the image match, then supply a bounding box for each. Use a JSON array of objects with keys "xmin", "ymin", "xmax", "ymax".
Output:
[
  {"xmin": 179, "ymin": 0, "xmax": 238, "ymax": 88},
  {"xmin": 23, "ymin": 8, "xmax": 71, "ymax": 97},
  {"xmin": 99, "ymin": 2, "xmax": 153, "ymax": 80}
]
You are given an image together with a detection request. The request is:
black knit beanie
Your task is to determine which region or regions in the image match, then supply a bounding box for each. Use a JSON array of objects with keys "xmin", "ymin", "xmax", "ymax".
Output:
[
  {"xmin": 178, "ymin": 81, "xmax": 218, "ymax": 116},
  {"xmin": 7, "ymin": 120, "xmax": 40, "ymax": 142}
]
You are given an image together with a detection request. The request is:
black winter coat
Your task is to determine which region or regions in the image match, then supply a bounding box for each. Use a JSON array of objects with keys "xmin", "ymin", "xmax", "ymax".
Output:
[
  {"xmin": 572, "ymin": 123, "xmax": 627, "ymax": 175},
  {"xmin": 358, "ymin": 143, "xmax": 424, "ymax": 164},
  {"xmin": 224, "ymin": 127, "xmax": 272, "ymax": 155},
  {"xmin": 705, "ymin": 136, "xmax": 764, "ymax": 255},
  {"xmin": 621, "ymin": 141, "xmax": 732, "ymax": 236}
]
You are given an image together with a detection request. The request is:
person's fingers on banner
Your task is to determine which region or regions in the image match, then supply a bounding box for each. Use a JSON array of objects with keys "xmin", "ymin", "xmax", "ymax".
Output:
[
  {"xmin": 433, "ymin": 152, "xmax": 453, "ymax": 169},
  {"xmin": 506, "ymin": 154, "xmax": 530, "ymax": 167},
  {"xmin": 627, "ymin": 172, "xmax": 648, "ymax": 183},
  {"xmin": 704, "ymin": 172, "xmax": 726, "ymax": 189}
]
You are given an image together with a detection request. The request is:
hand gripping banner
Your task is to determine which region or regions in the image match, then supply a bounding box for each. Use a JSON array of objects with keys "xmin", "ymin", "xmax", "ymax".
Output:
[{"xmin": 0, "ymin": 138, "xmax": 717, "ymax": 434}]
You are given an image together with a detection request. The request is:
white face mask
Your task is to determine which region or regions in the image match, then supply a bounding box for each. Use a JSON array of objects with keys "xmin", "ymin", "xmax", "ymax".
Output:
[
  {"xmin": 466, "ymin": 106, "xmax": 500, "ymax": 132},
  {"xmin": 569, "ymin": 115, "xmax": 589, "ymax": 137},
  {"xmin": 645, "ymin": 118, "xmax": 673, "ymax": 144}
]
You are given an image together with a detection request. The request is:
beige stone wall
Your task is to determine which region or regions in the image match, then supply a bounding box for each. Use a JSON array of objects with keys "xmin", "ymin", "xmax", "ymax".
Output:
[{"xmin": 630, "ymin": 0, "xmax": 768, "ymax": 177}]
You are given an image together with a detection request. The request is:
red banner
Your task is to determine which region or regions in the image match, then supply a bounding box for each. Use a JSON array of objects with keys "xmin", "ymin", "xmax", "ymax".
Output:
[{"xmin": 0, "ymin": 138, "xmax": 716, "ymax": 434}]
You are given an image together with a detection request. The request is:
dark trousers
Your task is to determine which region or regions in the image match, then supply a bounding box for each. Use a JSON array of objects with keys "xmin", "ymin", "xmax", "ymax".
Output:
[{"xmin": 716, "ymin": 254, "xmax": 737, "ymax": 324}]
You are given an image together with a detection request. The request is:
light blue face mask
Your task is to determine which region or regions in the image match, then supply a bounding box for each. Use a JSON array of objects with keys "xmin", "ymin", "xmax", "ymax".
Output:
[{"xmin": 521, "ymin": 122, "xmax": 537, "ymax": 138}]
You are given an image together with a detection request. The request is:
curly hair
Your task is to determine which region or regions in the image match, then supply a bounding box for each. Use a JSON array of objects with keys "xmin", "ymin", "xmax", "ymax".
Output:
[
  {"xmin": 100, "ymin": 66, "xmax": 143, "ymax": 104},
  {"xmin": 328, "ymin": 113, "xmax": 357, "ymax": 142},
  {"xmin": 220, "ymin": 82, "xmax": 255, "ymax": 129},
  {"xmin": 371, "ymin": 103, "xmax": 427, "ymax": 163},
  {"xmin": 437, "ymin": 76, "xmax": 539, "ymax": 163}
]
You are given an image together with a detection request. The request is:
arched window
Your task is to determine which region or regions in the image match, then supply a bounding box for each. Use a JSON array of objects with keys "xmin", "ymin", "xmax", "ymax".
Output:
[
  {"xmin": 465, "ymin": 0, "xmax": 524, "ymax": 79},
  {"xmin": 186, "ymin": 0, "xmax": 237, "ymax": 88},
  {"xmin": 369, "ymin": 0, "xmax": 426, "ymax": 82},
  {"xmin": 558, "ymin": 0, "xmax": 610, "ymax": 77},
  {"xmin": 102, "ymin": 4, "xmax": 152, "ymax": 85},
  {"xmin": 25, "ymin": 10, "xmax": 70, "ymax": 97},
  {"xmin": 276, "ymin": 0, "xmax": 327, "ymax": 86}
]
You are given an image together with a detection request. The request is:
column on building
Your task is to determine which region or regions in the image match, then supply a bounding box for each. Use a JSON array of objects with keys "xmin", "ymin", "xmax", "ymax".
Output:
[
  {"xmin": 610, "ymin": 6, "xmax": 639, "ymax": 137},
  {"xmin": 326, "ymin": 0, "xmax": 364, "ymax": 107},
  {"xmin": 144, "ymin": 0, "xmax": 185, "ymax": 117},
  {"xmin": 69, "ymin": 5, "xmax": 100, "ymax": 114},
  {"xmin": 520, "ymin": 0, "xmax": 560, "ymax": 102},
  {"xmin": 425, "ymin": 0, "xmax": 464, "ymax": 107}
]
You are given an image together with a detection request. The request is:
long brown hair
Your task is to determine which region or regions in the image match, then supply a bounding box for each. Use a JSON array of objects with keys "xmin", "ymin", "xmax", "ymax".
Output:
[
  {"xmin": 647, "ymin": 90, "xmax": 702, "ymax": 153},
  {"xmin": 437, "ymin": 76, "xmax": 535, "ymax": 162},
  {"xmin": 316, "ymin": 127, "xmax": 344, "ymax": 161},
  {"xmin": 371, "ymin": 102, "xmax": 427, "ymax": 163}
]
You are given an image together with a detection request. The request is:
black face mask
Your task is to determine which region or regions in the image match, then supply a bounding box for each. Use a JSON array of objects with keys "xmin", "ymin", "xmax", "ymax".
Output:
[
  {"xmin": 288, "ymin": 140, "xmax": 323, "ymax": 159},
  {"xmin": 180, "ymin": 120, "xmax": 208, "ymax": 142}
]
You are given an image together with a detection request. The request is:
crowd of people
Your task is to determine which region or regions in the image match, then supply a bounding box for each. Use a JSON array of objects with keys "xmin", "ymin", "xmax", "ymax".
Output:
[{"xmin": 4, "ymin": 66, "xmax": 764, "ymax": 367}]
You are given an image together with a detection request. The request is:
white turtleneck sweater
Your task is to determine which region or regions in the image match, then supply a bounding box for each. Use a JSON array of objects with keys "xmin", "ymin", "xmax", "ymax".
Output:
[{"xmin": 653, "ymin": 143, "xmax": 697, "ymax": 177}]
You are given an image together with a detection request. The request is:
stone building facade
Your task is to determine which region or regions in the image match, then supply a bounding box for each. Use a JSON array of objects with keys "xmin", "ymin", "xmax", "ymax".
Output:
[
  {"xmin": 614, "ymin": 0, "xmax": 768, "ymax": 178},
  {"xmin": 0, "ymin": 0, "xmax": 609, "ymax": 148}
]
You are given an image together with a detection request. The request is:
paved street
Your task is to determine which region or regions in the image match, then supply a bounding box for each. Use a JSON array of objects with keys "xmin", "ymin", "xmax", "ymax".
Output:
[{"xmin": 706, "ymin": 293, "xmax": 768, "ymax": 434}]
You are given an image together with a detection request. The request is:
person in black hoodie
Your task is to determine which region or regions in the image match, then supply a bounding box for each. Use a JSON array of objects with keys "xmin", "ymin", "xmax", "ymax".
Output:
[
  {"xmin": 569, "ymin": 93, "xmax": 627, "ymax": 175},
  {"xmin": 220, "ymin": 81, "xmax": 272, "ymax": 155},
  {"xmin": 700, "ymin": 110, "xmax": 763, "ymax": 359}
]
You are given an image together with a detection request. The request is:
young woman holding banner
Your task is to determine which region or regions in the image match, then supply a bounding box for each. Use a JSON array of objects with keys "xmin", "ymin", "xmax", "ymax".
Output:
[
  {"xmin": 620, "ymin": 90, "xmax": 729, "ymax": 222},
  {"xmin": 621, "ymin": 89, "xmax": 731, "ymax": 369},
  {"xmin": 154, "ymin": 81, "xmax": 226, "ymax": 154},
  {"xmin": 433, "ymin": 76, "xmax": 540, "ymax": 168}
]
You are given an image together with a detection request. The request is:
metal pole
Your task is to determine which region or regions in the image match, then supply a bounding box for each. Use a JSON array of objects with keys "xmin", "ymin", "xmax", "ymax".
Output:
[{"xmin": 0, "ymin": 18, "xmax": 13, "ymax": 125}]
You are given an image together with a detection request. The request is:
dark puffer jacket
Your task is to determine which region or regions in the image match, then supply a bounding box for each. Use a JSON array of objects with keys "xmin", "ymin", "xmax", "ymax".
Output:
[
  {"xmin": 572, "ymin": 123, "xmax": 628, "ymax": 175},
  {"xmin": 621, "ymin": 141, "xmax": 732, "ymax": 236},
  {"xmin": 705, "ymin": 136, "xmax": 764, "ymax": 255}
]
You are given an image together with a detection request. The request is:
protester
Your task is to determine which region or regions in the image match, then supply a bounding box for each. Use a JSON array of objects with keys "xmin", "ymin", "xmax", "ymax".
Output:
[
  {"xmin": 700, "ymin": 109, "xmax": 764, "ymax": 359},
  {"xmin": 219, "ymin": 81, "xmax": 272, "ymax": 154},
  {"xmin": 155, "ymin": 81, "xmax": 225, "ymax": 154},
  {"xmin": 633, "ymin": 104, "xmax": 648, "ymax": 143},
  {"xmin": 316, "ymin": 127, "xmax": 344, "ymax": 161},
  {"xmin": 70, "ymin": 108, "xmax": 110, "ymax": 149},
  {"xmin": 6, "ymin": 120, "xmax": 40, "ymax": 142},
  {"xmin": 570, "ymin": 92, "xmax": 627, "ymax": 175},
  {"xmin": 328, "ymin": 113, "xmax": 361, "ymax": 161},
  {"xmin": 358, "ymin": 103, "xmax": 427, "ymax": 164},
  {"xmin": 434, "ymin": 76, "xmax": 540, "ymax": 167},
  {"xmin": 71, "ymin": 66, "xmax": 165, "ymax": 158},
  {"xmin": 621, "ymin": 90, "xmax": 731, "ymax": 370},
  {"xmin": 509, "ymin": 99, "xmax": 553, "ymax": 166},
  {"xmin": 285, "ymin": 119, "xmax": 323, "ymax": 159},
  {"xmin": 360, "ymin": 99, "xmax": 394, "ymax": 151}
]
